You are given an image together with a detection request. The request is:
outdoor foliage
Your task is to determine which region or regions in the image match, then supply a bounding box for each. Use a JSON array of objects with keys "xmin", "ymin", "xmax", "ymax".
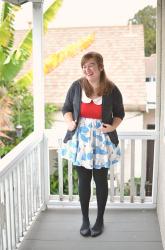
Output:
[
  {"xmin": 0, "ymin": 0, "xmax": 94, "ymax": 156},
  {"xmin": 129, "ymin": 5, "xmax": 156, "ymax": 56},
  {"xmin": 50, "ymin": 158, "xmax": 78, "ymax": 195},
  {"xmin": 124, "ymin": 177, "xmax": 141, "ymax": 196},
  {"xmin": 16, "ymin": 33, "xmax": 95, "ymax": 87}
]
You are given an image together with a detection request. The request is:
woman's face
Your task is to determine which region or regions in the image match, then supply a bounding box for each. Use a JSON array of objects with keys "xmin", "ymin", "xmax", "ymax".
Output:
[{"xmin": 82, "ymin": 58, "xmax": 102, "ymax": 82}]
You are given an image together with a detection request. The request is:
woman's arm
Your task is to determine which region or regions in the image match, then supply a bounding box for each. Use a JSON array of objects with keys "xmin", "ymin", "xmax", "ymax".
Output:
[
  {"xmin": 62, "ymin": 82, "xmax": 76, "ymax": 131},
  {"xmin": 101, "ymin": 86, "xmax": 124, "ymax": 133},
  {"xmin": 111, "ymin": 117, "xmax": 122, "ymax": 129}
]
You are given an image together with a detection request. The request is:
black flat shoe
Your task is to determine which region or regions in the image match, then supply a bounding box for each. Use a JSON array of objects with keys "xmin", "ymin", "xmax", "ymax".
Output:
[
  {"xmin": 80, "ymin": 227, "xmax": 91, "ymax": 236},
  {"xmin": 91, "ymin": 224, "xmax": 104, "ymax": 237},
  {"xmin": 80, "ymin": 221, "xmax": 91, "ymax": 237}
]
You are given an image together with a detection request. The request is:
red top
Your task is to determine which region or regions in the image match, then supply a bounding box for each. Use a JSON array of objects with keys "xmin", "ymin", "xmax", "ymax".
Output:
[{"xmin": 80, "ymin": 101, "xmax": 102, "ymax": 119}]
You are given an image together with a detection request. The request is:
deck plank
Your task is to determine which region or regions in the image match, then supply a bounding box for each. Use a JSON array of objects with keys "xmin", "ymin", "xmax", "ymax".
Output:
[{"xmin": 19, "ymin": 208, "xmax": 163, "ymax": 250}]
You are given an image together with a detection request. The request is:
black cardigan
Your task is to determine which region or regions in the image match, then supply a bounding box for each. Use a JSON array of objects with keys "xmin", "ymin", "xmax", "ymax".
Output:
[{"xmin": 62, "ymin": 80, "xmax": 125, "ymax": 146}]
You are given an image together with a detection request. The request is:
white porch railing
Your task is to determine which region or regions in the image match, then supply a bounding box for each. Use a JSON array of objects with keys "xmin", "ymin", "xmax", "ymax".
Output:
[
  {"xmin": 0, "ymin": 130, "xmax": 159, "ymax": 249},
  {"xmin": 0, "ymin": 132, "xmax": 47, "ymax": 250},
  {"xmin": 48, "ymin": 130, "xmax": 158, "ymax": 208}
]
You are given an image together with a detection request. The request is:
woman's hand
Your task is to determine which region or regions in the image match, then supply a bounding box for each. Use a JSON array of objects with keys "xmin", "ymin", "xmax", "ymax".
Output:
[
  {"xmin": 67, "ymin": 120, "xmax": 77, "ymax": 131},
  {"xmin": 100, "ymin": 123, "xmax": 115, "ymax": 133},
  {"xmin": 64, "ymin": 112, "xmax": 77, "ymax": 131},
  {"xmin": 100, "ymin": 118, "xmax": 122, "ymax": 133}
]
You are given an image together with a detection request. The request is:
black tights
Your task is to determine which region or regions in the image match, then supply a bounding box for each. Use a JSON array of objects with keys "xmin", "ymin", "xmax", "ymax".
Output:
[{"xmin": 76, "ymin": 166, "xmax": 108, "ymax": 225}]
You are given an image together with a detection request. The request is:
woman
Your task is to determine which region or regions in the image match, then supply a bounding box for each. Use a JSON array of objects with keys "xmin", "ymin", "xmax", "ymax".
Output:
[{"xmin": 61, "ymin": 52, "xmax": 125, "ymax": 237}]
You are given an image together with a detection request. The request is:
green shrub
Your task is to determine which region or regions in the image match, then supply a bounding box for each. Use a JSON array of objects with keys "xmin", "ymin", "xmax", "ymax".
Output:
[{"xmin": 50, "ymin": 158, "xmax": 78, "ymax": 195}]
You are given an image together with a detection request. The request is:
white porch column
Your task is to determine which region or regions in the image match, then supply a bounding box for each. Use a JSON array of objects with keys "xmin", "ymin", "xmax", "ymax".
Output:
[
  {"xmin": 32, "ymin": 0, "xmax": 45, "ymax": 132},
  {"xmin": 157, "ymin": 0, "xmax": 165, "ymax": 248}
]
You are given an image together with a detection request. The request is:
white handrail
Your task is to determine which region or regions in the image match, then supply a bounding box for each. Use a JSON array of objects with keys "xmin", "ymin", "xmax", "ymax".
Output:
[
  {"xmin": 0, "ymin": 132, "xmax": 46, "ymax": 250},
  {"xmin": 48, "ymin": 130, "xmax": 158, "ymax": 208},
  {"xmin": 118, "ymin": 130, "xmax": 157, "ymax": 139},
  {"xmin": 0, "ymin": 132, "xmax": 43, "ymax": 177}
]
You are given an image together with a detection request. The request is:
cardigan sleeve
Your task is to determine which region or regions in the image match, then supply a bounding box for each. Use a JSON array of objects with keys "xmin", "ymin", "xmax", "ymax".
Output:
[
  {"xmin": 62, "ymin": 84, "xmax": 74, "ymax": 115},
  {"xmin": 112, "ymin": 86, "xmax": 125, "ymax": 120},
  {"xmin": 62, "ymin": 81, "xmax": 78, "ymax": 115}
]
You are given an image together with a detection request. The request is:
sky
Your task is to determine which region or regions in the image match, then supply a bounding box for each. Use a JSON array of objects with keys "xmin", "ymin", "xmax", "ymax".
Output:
[{"xmin": 0, "ymin": 0, "xmax": 157, "ymax": 29}]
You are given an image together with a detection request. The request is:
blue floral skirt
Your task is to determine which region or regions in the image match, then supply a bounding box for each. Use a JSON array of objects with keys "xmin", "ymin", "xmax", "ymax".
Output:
[{"xmin": 61, "ymin": 118, "xmax": 121, "ymax": 169}]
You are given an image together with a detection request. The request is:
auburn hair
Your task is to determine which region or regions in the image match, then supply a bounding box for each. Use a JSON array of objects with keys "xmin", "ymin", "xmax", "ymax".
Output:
[{"xmin": 80, "ymin": 51, "xmax": 114, "ymax": 96}]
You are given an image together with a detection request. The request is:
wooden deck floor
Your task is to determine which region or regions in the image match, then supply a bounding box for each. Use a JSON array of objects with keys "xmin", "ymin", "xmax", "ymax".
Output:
[{"xmin": 19, "ymin": 208, "xmax": 163, "ymax": 250}]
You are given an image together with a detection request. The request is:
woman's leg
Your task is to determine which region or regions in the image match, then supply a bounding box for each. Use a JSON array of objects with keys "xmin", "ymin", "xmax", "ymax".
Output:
[
  {"xmin": 92, "ymin": 168, "xmax": 108, "ymax": 236},
  {"xmin": 76, "ymin": 166, "xmax": 92, "ymax": 236}
]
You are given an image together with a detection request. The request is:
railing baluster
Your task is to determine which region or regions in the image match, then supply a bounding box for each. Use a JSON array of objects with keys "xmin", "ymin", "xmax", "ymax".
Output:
[
  {"xmin": 68, "ymin": 161, "xmax": 73, "ymax": 201},
  {"xmin": 43, "ymin": 135, "xmax": 49, "ymax": 208},
  {"xmin": 0, "ymin": 182, "xmax": 3, "ymax": 249},
  {"xmin": 13, "ymin": 167, "xmax": 19, "ymax": 245},
  {"xmin": 28, "ymin": 152, "xmax": 33, "ymax": 221},
  {"xmin": 37, "ymin": 146, "xmax": 40, "ymax": 210},
  {"xmin": 24, "ymin": 157, "xmax": 29, "ymax": 229},
  {"xmin": 5, "ymin": 177, "xmax": 12, "ymax": 250},
  {"xmin": 34, "ymin": 148, "xmax": 38, "ymax": 211},
  {"xmin": 140, "ymin": 140, "xmax": 147, "ymax": 203},
  {"xmin": 29, "ymin": 153, "xmax": 33, "ymax": 219},
  {"xmin": 31, "ymin": 150, "xmax": 37, "ymax": 214},
  {"xmin": 34, "ymin": 147, "xmax": 39, "ymax": 210},
  {"xmin": 37, "ymin": 145, "xmax": 42, "ymax": 208},
  {"xmin": 130, "ymin": 140, "xmax": 135, "ymax": 203},
  {"xmin": 9, "ymin": 173, "xmax": 16, "ymax": 248},
  {"xmin": 17, "ymin": 163, "xmax": 23, "ymax": 239},
  {"xmin": 90, "ymin": 177, "xmax": 94, "ymax": 202},
  {"xmin": 110, "ymin": 167, "xmax": 114, "ymax": 202},
  {"xmin": 20, "ymin": 161, "xmax": 26, "ymax": 234},
  {"xmin": 0, "ymin": 181, "xmax": 7, "ymax": 250},
  {"xmin": 58, "ymin": 139, "xmax": 63, "ymax": 201},
  {"xmin": 120, "ymin": 140, "xmax": 125, "ymax": 202},
  {"xmin": 26, "ymin": 155, "xmax": 30, "ymax": 222}
]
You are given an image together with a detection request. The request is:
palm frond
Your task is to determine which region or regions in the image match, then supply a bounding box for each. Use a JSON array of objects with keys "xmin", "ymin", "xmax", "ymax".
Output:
[
  {"xmin": 43, "ymin": 0, "xmax": 63, "ymax": 32},
  {"xmin": 3, "ymin": 0, "xmax": 63, "ymax": 83},
  {"xmin": 0, "ymin": 2, "xmax": 11, "ymax": 24},
  {"xmin": 44, "ymin": 33, "xmax": 95, "ymax": 74},
  {"xmin": 13, "ymin": 71, "xmax": 32, "ymax": 92},
  {"xmin": 0, "ymin": 2, "xmax": 20, "ymax": 55},
  {"xmin": 0, "ymin": 2, "xmax": 19, "ymax": 22},
  {"xmin": 0, "ymin": 15, "xmax": 12, "ymax": 48},
  {"xmin": 0, "ymin": 46, "xmax": 7, "ymax": 80},
  {"xmin": 15, "ymin": 33, "xmax": 95, "ymax": 87}
]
